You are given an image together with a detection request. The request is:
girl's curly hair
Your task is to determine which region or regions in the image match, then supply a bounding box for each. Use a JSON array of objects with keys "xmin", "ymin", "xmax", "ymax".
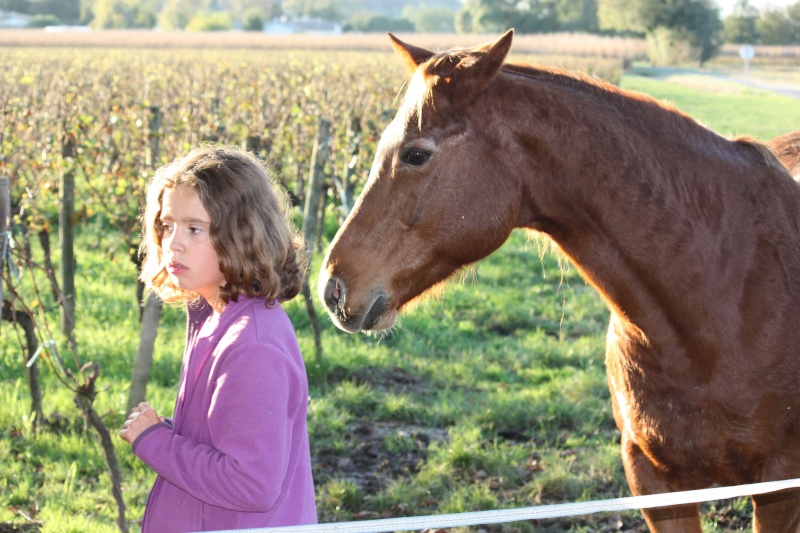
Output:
[{"xmin": 140, "ymin": 145, "xmax": 306, "ymax": 306}]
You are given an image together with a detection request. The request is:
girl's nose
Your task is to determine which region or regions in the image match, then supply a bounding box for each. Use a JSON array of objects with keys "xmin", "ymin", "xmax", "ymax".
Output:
[{"xmin": 167, "ymin": 232, "xmax": 184, "ymax": 253}]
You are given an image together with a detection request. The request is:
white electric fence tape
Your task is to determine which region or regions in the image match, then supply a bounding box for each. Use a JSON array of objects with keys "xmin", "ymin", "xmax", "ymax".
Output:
[{"xmin": 205, "ymin": 477, "xmax": 800, "ymax": 533}]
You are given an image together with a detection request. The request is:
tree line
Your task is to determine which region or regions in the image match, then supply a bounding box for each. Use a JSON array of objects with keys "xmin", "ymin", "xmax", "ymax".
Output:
[
  {"xmin": 2, "ymin": 0, "xmax": 800, "ymax": 64},
  {"xmin": 4, "ymin": 0, "xmax": 800, "ymax": 44}
]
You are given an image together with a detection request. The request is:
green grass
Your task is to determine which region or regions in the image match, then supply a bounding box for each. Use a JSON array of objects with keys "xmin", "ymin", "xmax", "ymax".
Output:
[
  {"xmin": 621, "ymin": 71, "xmax": 800, "ymax": 140},
  {"xmin": 2, "ymin": 68, "xmax": 792, "ymax": 532}
]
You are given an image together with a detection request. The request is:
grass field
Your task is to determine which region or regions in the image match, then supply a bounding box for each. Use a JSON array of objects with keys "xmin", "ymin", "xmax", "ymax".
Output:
[
  {"xmin": 1, "ymin": 39, "xmax": 799, "ymax": 533},
  {"xmin": 623, "ymin": 67, "xmax": 800, "ymax": 140}
]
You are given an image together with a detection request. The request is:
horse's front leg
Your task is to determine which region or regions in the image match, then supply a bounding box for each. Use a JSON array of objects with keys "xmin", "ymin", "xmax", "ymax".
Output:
[
  {"xmin": 620, "ymin": 433, "xmax": 703, "ymax": 533},
  {"xmin": 753, "ymin": 489, "xmax": 800, "ymax": 532}
]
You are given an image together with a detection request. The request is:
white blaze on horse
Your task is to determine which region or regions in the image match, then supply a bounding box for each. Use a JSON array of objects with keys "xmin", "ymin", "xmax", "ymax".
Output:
[{"xmin": 319, "ymin": 31, "xmax": 800, "ymax": 532}]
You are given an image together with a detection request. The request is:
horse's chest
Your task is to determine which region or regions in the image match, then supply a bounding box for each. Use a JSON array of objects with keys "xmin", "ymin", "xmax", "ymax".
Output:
[
  {"xmin": 613, "ymin": 386, "xmax": 723, "ymax": 480},
  {"xmin": 608, "ymin": 364, "xmax": 769, "ymax": 486}
]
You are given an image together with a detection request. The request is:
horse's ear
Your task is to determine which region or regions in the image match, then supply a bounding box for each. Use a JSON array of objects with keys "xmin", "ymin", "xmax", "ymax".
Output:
[
  {"xmin": 388, "ymin": 32, "xmax": 435, "ymax": 72},
  {"xmin": 426, "ymin": 30, "xmax": 514, "ymax": 99},
  {"xmin": 464, "ymin": 29, "xmax": 514, "ymax": 86}
]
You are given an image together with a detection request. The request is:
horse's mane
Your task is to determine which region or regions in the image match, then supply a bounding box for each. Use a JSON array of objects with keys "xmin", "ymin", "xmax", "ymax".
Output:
[
  {"xmin": 414, "ymin": 50, "xmax": 783, "ymax": 176},
  {"xmin": 499, "ymin": 61, "xmax": 716, "ymax": 141},
  {"xmin": 501, "ymin": 62, "xmax": 790, "ymax": 173},
  {"xmin": 417, "ymin": 50, "xmax": 719, "ymax": 145},
  {"xmin": 734, "ymin": 136, "xmax": 794, "ymax": 177}
]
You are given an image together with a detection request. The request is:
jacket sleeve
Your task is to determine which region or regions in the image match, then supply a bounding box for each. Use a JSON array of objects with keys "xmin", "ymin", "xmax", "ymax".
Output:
[{"xmin": 133, "ymin": 340, "xmax": 304, "ymax": 512}]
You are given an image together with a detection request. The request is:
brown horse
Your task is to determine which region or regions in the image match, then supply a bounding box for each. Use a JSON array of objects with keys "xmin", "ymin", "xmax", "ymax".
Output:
[
  {"xmin": 319, "ymin": 31, "xmax": 800, "ymax": 532},
  {"xmin": 767, "ymin": 130, "xmax": 800, "ymax": 178}
]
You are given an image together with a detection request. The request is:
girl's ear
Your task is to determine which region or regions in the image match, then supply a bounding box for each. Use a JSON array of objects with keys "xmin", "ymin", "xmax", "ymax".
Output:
[{"xmin": 388, "ymin": 32, "xmax": 436, "ymax": 72}]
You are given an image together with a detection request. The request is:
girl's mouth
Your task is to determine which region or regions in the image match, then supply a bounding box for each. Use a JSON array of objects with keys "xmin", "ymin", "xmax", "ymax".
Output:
[{"xmin": 168, "ymin": 262, "xmax": 188, "ymax": 274}]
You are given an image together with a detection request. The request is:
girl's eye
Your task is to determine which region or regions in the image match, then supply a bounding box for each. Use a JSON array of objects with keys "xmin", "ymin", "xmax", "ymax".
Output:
[
  {"xmin": 160, "ymin": 222, "xmax": 174, "ymax": 233},
  {"xmin": 401, "ymin": 148, "xmax": 431, "ymax": 166},
  {"xmin": 189, "ymin": 227, "xmax": 203, "ymax": 234}
]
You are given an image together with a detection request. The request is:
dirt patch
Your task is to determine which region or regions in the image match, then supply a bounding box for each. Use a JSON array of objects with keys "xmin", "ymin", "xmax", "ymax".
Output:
[
  {"xmin": 326, "ymin": 365, "xmax": 430, "ymax": 396},
  {"xmin": 314, "ymin": 420, "xmax": 447, "ymax": 494},
  {"xmin": 317, "ymin": 365, "xmax": 447, "ymax": 497},
  {"xmin": 0, "ymin": 524, "xmax": 40, "ymax": 533}
]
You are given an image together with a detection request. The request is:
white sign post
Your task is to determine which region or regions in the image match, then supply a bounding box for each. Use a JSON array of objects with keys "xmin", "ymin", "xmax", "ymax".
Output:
[{"xmin": 739, "ymin": 44, "xmax": 755, "ymax": 81}]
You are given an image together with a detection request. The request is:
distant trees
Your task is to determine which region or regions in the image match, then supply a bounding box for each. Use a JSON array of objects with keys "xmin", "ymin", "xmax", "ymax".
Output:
[
  {"xmin": 2, "ymin": 0, "xmax": 281, "ymax": 30},
  {"xmin": 724, "ymin": 0, "xmax": 760, "ymax": 44},
  {"xmin": 402, "ymin": 4, "xmax": 455, "ymax": 33},
  {"xmin": 155, "ymin": 0, "xmax": 193, "ymax": 29},
  {"xmin": 1, "ymin": 0, "xmax": 82, "ymax": 24},
  {"xmin": 281, "ymin": 0, "xmax": 342, "ymax": 20},
  {"xmin": 722, "ymin": 0, "xmax": 800, "ymax": 45},
  {"xmin": 598, "ymin": 0, "xmax": 722, "ymax": 64},
  {"xmin": 556, "ymin": 0, "xmax": 599, "ymax": 33},
  {"xmin": 26, "ymin": 13, "xmax": 60, "ymax": 26},
  {"xmin": 756, "ymin": 2, "xmax": 800, "ymax": 44},
  {"xmin": 7, "ymin": 0, "xmax": 799, "ymax": 47},
  {"xmin": 242, "ymin": 5, "xmax": 263, "ymax": 30},
  {"xmin": 185, "ymin": 9, "xmax": 232, "ymax": 29},
  {"xmin": 91, "ymin": 0, "xmax": 157, "ymax": 29},
  {"xmin": 455, "ymin": 0, "xmax": 560, "ymax": 34},
  {"xmin": 342, "ymin": 12, "xmax": 414, "ymax": 32}
]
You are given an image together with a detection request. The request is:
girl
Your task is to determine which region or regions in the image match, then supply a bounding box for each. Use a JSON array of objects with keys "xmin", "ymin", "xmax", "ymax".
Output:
[{"xmin": 119, "ymin": 146, "xmax": 317, "ymax": 532}]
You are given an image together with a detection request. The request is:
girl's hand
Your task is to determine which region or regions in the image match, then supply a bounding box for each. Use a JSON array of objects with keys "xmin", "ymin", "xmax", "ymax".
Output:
[{"xmin": 119, "ymin": 402, "xmax": 162, "ymax": 444}]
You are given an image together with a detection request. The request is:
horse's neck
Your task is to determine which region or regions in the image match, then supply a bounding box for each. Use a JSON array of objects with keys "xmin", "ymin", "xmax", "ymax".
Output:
[{"xmin": 503, "ymin": 72, "xmax": 798, "ymax": 351}]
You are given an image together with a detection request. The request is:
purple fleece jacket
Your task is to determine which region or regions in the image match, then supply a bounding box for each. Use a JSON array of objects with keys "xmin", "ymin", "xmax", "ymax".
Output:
[{"xmin": 132, "ymin": 296, "xmax": 317, "ymax": 532}]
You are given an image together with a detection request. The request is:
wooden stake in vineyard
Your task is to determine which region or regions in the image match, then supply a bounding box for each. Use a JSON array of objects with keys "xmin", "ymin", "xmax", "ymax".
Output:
[
  {"xmin": 4, "ymin": 172, "xmax": 128, "ymax": 529},
  {"xmin": 60, "ymin": 134, "xmax": 77, "ymax": 354},
  {"xmin": 1, "ymin": 176, "xmax": 46, "ymax": 433},
  {"xmin": 301, "ymin": 119, "xmax": 330, "ymax": 363},
  {"xmin": 333, "ymin": 116, "xmax": 361, "ymax": 219},
  {"xmin": 128, "ymin": 106, "xmax": 164, "ymax": 413},
  {"xmin": 1, "ymin": 175, "xmax": 8, "ymax": 308}
]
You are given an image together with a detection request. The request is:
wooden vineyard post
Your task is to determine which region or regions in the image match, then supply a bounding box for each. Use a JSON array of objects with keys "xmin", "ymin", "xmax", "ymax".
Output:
[
  {"xmin": 1, "ymin": 176, "xmax": 46, "ymax": 432},
  {"xmin": 128, "ymin": 107, "xmax": 163, "ymax": 412},
  {"xmin": 334, "ymin": 116, "xmax": 361, "ymax": 219},
  {"xmin": 1, "ymin": 175, "xmax": 8, "ymax": 307},
  {"xmin": 145, "ymin": 105, "xmax": 161, "ymax": 169},
  {"xmin": 301, "ymin": 119, "xmax": 330, "ymax": 364},
  {"xmin": 60, "ymin": 135, "xmax": 77, "ymax": 352},
  {"xmin": 127, "ymin": 290, "xmax": 162, "ymax": 413}
]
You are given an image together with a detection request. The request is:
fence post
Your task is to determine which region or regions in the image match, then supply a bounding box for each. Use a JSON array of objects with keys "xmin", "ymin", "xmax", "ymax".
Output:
[
  {"xmin": 334, "ymin": 115, "xmax": 361, "ymax": 219},
  {"xmin": 145, "ymin": 106, "xmax": 161, "ymax": 169},
  {"xmin": 1, "ymin": 176, "xmax": 45, "ymax": 432},
  {"xmin": 301, "ymin": 119, "xmax": 330, "ymax": 364},
  {"xmin": 60, "ymin": 134, "xmax": 76, "ymax": 349},
  {"xmin": 128, "ymin": 107, "xmax": 163, "ymax": 412},
  {"xmin": 1, "ymin": 175, "xmax": 8, "ymax": 308}
]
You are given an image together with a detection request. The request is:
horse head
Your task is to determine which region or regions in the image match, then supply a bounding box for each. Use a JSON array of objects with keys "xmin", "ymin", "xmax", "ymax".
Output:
[{"xmin": 319, "ymin": 31, "xmax": 523, "ymax": 333}]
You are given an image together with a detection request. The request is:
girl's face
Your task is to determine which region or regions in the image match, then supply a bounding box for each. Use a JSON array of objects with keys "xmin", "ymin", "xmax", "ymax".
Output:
[{"xmin": 159, "ymin": 186, "xmax": 226, "ymax": 310}]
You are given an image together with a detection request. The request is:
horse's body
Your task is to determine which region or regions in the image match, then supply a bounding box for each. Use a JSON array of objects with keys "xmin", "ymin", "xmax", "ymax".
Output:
[
  {"xmin": 319, "ymin": 31, "xmax": 800, "ymax": 532},
  {"xmin": 767, "ymin": 130, "xmax": 800, "ymax": 178}
]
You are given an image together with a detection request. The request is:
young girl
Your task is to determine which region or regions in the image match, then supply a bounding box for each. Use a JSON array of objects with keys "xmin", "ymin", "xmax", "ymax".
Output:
[{"xmin": 119, "ymin": 146, "xmax": 317, "ymax": 532}]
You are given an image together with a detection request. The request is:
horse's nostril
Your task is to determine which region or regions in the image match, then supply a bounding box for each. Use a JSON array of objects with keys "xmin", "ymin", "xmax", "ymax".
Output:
[{"xmin": 324, "ymin": 276, "xmax": 345, "ymax": 312}]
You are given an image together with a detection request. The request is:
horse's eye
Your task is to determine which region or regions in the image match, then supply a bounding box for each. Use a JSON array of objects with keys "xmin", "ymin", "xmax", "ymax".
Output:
[{"xmin": 401, "ymin": 149, "xmax": 430, "ymax": 166}]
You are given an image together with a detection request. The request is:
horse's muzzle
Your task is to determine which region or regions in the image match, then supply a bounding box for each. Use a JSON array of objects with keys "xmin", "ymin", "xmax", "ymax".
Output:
[{"xmin": 322, "ymin": 276, "xmax": 389, "ymax": 333}]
